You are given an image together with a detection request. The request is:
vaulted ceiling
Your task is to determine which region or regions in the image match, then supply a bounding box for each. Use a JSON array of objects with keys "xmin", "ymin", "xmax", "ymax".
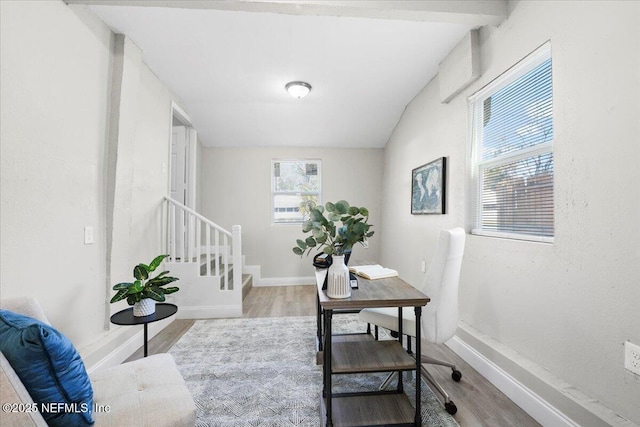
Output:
[{"xmin": 68, "ymin": 1, "xmax": 507, "ymax": 147}]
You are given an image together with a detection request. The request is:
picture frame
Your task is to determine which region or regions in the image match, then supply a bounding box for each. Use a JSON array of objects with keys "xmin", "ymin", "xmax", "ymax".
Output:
[{"xmin": 411, "ymin": 157, "xmax": 446, "ymax": 215}]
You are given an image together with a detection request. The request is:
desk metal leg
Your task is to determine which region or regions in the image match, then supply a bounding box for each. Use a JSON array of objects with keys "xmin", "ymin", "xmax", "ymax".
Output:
[
  {"xmin": 143, "ymin": 323, "xmax": 148, "ymax": 357},
  {"xmin": 415, "ymin": 306, "xmax": 422, "ymax": 426},
  {"xmin": 397, "ymin": 307, "xmax": 404, "ymax": 393},
  {"xmin": 324, "ymin": 309, "xmax": 333, "ymax": 427},
  {"xmin": 317, "ymin": 294, "xmax": 323, "ymax": 352}
]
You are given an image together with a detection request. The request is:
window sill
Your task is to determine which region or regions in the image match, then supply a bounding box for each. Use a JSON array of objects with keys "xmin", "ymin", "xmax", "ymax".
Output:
[{"xmin": 471, "ymin": 229, "xmax": 554, "ymax": 244}]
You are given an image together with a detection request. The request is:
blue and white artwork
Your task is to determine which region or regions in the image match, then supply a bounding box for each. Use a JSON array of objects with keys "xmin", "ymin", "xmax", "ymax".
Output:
[{"xmin": 411, "ymin": 157, "xmax": 446, "ymax": 214}]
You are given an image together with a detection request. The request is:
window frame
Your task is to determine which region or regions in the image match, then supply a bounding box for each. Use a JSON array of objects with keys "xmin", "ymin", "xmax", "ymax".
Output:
[
  {"xmin": 271, "ymin": 159, "xmax": 322, "ymax": 225},
  {"xmin": 468, "ymin": 42, "xmax": 554, "ymax": 243}
]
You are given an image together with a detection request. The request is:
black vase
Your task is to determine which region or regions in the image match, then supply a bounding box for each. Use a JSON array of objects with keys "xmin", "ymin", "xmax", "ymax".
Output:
[{"xmin": 344, "ymin": 250, "xmax": 351, "ymax": 265}]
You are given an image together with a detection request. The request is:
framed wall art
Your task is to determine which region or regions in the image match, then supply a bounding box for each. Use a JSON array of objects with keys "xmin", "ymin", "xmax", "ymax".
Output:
[{"xmin": 411, "ymin": 157, "xmax": 446, "ymax": 215}]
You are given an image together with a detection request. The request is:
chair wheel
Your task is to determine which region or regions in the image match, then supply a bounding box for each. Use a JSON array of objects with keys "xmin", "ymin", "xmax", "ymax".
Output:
[
  {"xmin": 451, "ymin": 369, "xmax": 462, "ymax": 382},
  {"xmin": 445, "ymin": 400, "xmax": 457, "ymax": 415}
]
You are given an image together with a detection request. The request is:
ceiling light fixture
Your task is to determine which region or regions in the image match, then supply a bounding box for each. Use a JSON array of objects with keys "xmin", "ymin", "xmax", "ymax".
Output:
[{"xmin": 285, "ymin": 81, "xmax": 312, "ymax": 99}]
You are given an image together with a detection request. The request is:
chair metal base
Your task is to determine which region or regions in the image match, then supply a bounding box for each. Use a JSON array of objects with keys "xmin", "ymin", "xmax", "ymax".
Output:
[{"xmin": 377, "ymin": 339, "xmax": 461, "ymax": 416}]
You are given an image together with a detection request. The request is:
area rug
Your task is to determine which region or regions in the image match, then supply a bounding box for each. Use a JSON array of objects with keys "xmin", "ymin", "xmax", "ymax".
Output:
[{"xmin": 169, "ymin": 315, "xmax": 459, "ymax": 427}]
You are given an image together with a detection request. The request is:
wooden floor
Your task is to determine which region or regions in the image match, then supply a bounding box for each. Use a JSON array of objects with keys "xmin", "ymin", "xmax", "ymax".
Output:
[{"xmin": 132, "ymin": 285, "xmax": 540, "ymax": 427}]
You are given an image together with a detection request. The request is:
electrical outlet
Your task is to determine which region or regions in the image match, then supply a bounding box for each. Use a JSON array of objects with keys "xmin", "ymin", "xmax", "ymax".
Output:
[{"xmin": 625, "ymin": 341, "xmax": 640, "ymax": 375}]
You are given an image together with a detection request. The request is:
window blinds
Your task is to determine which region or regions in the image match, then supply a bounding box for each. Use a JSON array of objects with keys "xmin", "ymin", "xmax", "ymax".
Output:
[{"xmin": 471, "ymin": 44, "xmax": 554, "ymax": 241}]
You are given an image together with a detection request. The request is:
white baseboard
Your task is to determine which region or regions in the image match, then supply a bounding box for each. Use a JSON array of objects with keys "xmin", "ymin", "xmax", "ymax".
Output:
[
  {"xmin": 176, "ymin": 305, "xmax": 242, "ymax": 319},
  {"xmin": 243, "ymin": 264, "xmax": 315, "ymax": 287},
  {"xmin": 86, "ymin": 318, "xmax": 173, "ymax": 374},
  {"xmin": 254, "ymin": 276, "xmax": 315, "ymax": 287},
  {"xmin": 86, "ymin": 330, "xmax": 145, "ymax": 374},
  {"xmin": 447, "ymin": 336, "xmax": 581, "ymax": 427},
  {"xmin": 86, "ymin": 303, "xmax": 241, "ymax": 373}
]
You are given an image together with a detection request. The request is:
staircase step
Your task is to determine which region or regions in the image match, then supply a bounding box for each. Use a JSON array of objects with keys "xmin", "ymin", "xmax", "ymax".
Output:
[
  {"xmin": 194, "ymin": 254, "xmax": 248, "ymax": 293},
  {"xmin": 199, "ymin": 256, "xmax": 227, "ymax": 276}
]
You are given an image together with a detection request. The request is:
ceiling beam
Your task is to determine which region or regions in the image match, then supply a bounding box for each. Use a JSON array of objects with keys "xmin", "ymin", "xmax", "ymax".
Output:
[{"xmin": 64, "ymin": 0, "xmax": 508, "ymax": 26}]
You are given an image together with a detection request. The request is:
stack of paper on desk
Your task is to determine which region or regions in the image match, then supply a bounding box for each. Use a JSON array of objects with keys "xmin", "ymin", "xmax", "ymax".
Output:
[{"xmin": 348, "ymin": 264, "xmax": 399, "ymax": 280}]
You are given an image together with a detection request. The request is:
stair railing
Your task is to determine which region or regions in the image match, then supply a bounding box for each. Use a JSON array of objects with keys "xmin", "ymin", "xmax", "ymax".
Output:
[{"xmin": 163, "ymin": 196, "xmax": 242, "ymax": 292}]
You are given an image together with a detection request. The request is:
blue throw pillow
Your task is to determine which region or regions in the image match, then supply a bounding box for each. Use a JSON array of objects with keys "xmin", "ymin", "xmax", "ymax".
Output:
[{"xmin": 0, "ymin": 309, "xmax": 94, "ymax": 426}]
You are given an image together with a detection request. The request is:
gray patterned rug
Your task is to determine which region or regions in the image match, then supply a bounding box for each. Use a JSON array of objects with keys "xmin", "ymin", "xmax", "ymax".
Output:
[{"xmin": 169, "ymin": 315, "xmax": 459, "ymax": 427}]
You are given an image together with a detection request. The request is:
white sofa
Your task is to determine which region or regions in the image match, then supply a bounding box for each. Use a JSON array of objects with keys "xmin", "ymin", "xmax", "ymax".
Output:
[{"xmin": 0, "ymin": 297, "xmax": 196, "ymax": 427}]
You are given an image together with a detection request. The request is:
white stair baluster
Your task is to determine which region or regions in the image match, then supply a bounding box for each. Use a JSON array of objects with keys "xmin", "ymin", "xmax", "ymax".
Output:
[
  {"xmin": 214, "ymin": 230, "xmax": 220, "ymax": 277},
  {"xmin": 223, "ymin": 234, "xmax": 229, "ymax": 290},
  {"xmin": 205, "ymin": 225, "xmax": 211, "ymax": 276}
]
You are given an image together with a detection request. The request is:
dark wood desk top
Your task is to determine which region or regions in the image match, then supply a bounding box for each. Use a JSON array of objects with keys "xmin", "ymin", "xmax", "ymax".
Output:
[{"xmin": 315, "ymin": 268, "xmax": 430, "ymax": 310}]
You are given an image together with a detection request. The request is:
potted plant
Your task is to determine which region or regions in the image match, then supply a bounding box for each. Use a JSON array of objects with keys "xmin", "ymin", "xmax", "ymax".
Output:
[
  {"xmin": 292, "ymin": 200, "xmax": 373, "ymax": 298},
  {"xmin": 110, "ymin": 254, "xmax": 180, "ymax": 317}
]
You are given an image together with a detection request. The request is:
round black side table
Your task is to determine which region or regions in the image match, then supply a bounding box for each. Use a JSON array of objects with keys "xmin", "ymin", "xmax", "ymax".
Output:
[{"xmin": 110, "ymin": 303, "xmax": 178, "ymax": 357}]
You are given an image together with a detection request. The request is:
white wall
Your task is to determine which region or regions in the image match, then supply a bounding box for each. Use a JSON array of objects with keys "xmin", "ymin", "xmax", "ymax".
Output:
[
  {"xmin": 380, "ymin": 1, "xmax": 640, "ymax": 424},
  {"xmin": 0, "ymin": 1, "xmax": 111, "ymax": 344},
  {"xmin": 0, "ymin": 1, "xmax": 176, "ymax": 367},
  {"xmin": 199, "ymin": 147, "xmax": 383, "ymax": 281},
  {"xmin": 121, "ymin": 61, "xmax": 173, "ymax": 298}
]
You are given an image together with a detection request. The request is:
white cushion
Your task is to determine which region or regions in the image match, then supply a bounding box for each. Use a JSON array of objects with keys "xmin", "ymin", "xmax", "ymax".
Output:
[
  {"xmin": 90, "ymin": 353, "xmax": 195, "ymax": 427},
  {"xmin": 359, "ymin": 307, "xmax": 418, "ymax": 337},
  {"xmin": 0, "ymin": 297, "xmax": 50, "ymax": 325}
]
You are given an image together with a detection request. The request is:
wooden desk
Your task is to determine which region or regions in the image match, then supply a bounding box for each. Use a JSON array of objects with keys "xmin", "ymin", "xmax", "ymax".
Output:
[{"xmin": 315, "ymin": 268, "xmax": 430, "ymax": 426}]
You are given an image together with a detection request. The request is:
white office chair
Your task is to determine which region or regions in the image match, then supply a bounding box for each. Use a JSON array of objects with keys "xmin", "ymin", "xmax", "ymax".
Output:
[{"xmin": 358, "ymin": 227, "xmax": 466, "ymax": 415}]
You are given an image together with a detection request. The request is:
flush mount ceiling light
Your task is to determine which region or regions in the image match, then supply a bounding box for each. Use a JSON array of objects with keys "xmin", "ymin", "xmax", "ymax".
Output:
[{"xmin": 285, "ymin": 81, "xmax": 312, "ymax": 99}]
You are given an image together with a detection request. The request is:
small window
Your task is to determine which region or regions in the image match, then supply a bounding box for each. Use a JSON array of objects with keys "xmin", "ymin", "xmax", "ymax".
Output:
[
  {"xmin": 272, "ymin": 159, "xmax": 321, "ymax": 224},
  {"xmin": 469, "ymin": 43, "xmax": 554, "ymax": 242}
]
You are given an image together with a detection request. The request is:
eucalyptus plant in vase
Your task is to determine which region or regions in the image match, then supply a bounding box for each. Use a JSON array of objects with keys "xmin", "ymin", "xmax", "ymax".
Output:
[{"xmin": 292, "ymin": 200, "xmax": 374, "ymax": 298}]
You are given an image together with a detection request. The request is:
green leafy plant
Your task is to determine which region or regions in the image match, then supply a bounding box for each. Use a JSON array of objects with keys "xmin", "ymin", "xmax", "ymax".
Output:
[
  {"xmin": 110, "ymin": 255, "xmax": 179, "ymax": 305},
  {"xmin": 292, "ymin": 200, "xmax": 374, "ymax": 257}
]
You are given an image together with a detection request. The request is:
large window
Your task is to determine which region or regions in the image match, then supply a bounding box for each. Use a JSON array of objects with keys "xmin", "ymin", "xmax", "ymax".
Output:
[
  {"xmin": 469, "ymin": 43, "xmax": 554, "ymax": 242},
  {"xmin": 271, "ymin": 159, "xmax": 321, "ymax": 224}
]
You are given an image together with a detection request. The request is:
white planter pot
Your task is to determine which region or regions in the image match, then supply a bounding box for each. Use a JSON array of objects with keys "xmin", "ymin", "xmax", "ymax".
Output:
[
  {"xmin": 133, "ymin": 298, "xmax": 156, "ymax": 317},
  {"xmin": 326, "ymin": 255, "xmax": 351, "ymax": 299}
]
